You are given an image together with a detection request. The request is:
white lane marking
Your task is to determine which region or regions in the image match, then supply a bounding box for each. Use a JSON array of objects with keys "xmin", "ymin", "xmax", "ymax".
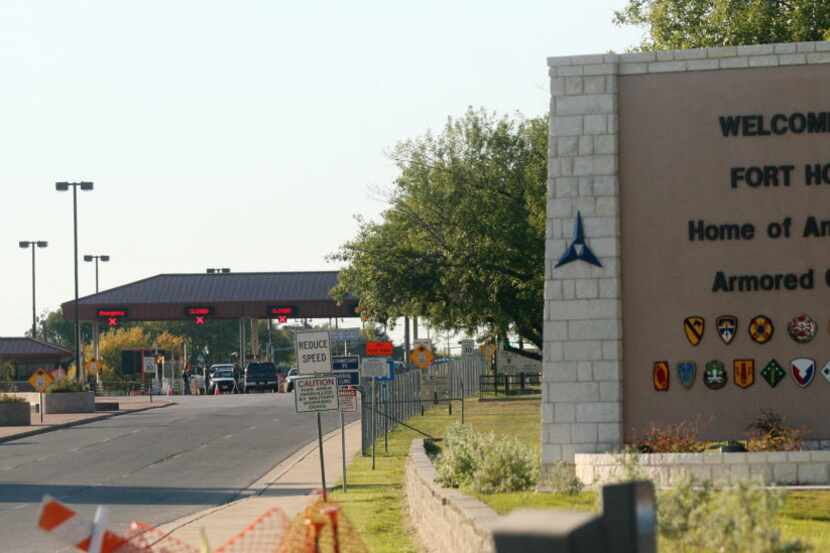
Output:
[
  {"xmin": 36, "ymin": 456, "xmax": 48, "ymax": 462},
  {"xmin": 248, "ymin": 425, "xmax": 257, "ymax": 431},
  {"xmin": 70, "ymin": 447, "xmax": 80, "ymax": 453},
  {"xmin": 199, "ymin": 444, "xmax": 208, "ymax": 449},
  {"xmin": 12, "ymin": 504, "xmax": 27, "ymax": 510},
  {"xmin": 222, "ymin": 434, "xmax": 233, "ymax": 440}
]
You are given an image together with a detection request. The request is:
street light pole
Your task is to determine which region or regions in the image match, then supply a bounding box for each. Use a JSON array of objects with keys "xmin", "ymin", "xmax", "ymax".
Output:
[
  {"xmin": 83, "ymin": 254, "xmax": 110, "ymax": 380},
  {"xmin": 56, "ymin": 181, "xmax": 93, "ymax": 382},
  {"xmin": 19, "ymin": 241, "xmax": 48, "ymax": 339}
]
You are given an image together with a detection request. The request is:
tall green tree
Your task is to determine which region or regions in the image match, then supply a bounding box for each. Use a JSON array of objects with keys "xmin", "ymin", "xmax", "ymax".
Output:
[
  {"xmin": 331, "ymin": 108, "xmax": 547, "ymax": 356},
  {"xmin": 614, "ymin": 0, "xmax": 830, "ymax": 50}
]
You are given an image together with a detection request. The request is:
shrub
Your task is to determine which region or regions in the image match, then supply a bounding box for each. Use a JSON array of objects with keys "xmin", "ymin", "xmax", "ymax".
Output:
[
  {"xmin": 657, "ymin": 474, "xmax": 714, "ymax": 551},
  {"xmin": 746, "ymin": 409, "xmax": 805, "ymax": 452},
  {"xmin": 542, "ymin": 460, "xmax": 584, "ymax": 495},
  {"xmin": 470, "ymin": 434, "xmax": 538, "ymax": 494},
  {"xmin": 434, "ymin": 424, "xmax": 538, "ymax": 494},
  {"xmin": 45, "ymin": 379, "xmax": 86, "ymax": 394},
  {"xmin": 656, "ymin": 475, "xmax": 811, "ymax": 553},
  {"xmin": 636, "ymin": 420, "xmax": 705, "ymax": 453},
  {"xmin": 435, "ymin": 424, "xmax": 482, "ymax": 488},
  {"xmin": 0, "ymin": 394, "xmax": 27, "ymax": 404}
]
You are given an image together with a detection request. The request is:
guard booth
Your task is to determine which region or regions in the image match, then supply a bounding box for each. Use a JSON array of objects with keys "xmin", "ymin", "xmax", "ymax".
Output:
[{"xmin": 120, "ymin": 349, "xmax": 175, "ymax": 381}]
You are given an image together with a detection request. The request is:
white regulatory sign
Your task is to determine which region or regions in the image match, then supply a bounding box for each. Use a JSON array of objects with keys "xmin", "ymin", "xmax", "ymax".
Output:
[
  {"xmin": 295, "ymin": 330, "xmax": 332, "ymax": 375},
  {"xmin": 338, "ymin": 387, "xmax": 358, "ymax": 412},
  {"xmin": 294, "ymin": 375, "xmax": 340, "ymax": 413},
  {"xmin": 361, "ymin": 357, "xmax": 389, "ymax": 379}
]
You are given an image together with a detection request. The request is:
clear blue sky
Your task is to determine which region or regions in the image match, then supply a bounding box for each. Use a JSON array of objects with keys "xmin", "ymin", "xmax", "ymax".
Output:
[{"xmin": 0, "ymin": 1, "xmax": 642, "ymax": 336}]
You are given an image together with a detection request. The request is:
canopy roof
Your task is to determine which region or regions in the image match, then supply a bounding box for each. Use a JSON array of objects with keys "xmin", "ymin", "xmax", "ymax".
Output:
[
  {"xmin": 0, "ymin": 338, "xmax": 73, "ymax": 361},
  {"xmin": 61, "ymin": 271, "xmax": 357, "ymax": 322}
]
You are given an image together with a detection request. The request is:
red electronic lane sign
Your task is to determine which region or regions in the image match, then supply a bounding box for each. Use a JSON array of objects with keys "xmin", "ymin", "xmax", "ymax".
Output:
[
  {"xmin": 366, "ymin": 341, "xmax": 394, "ymax": 357},
  {"xmin": 186, "ymin": 306, "xmax": 212, "ymax": 326},
  {"xmin": 269, "ymin": 305, "xmax": 296, "ymax": 323},
  {"xmin": 97, "ymin": 308, "xmax": 128, "ymax": 328}
]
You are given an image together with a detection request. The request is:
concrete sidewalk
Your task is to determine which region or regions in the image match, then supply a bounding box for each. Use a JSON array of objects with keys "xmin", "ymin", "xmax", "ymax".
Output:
[
  {"xmin": 0, "ymin": 395, "xmax": 174, "ymax": 443},
  {"xmin": 158, "ymin": 419, "xmax": 363, "ymax": 550}
]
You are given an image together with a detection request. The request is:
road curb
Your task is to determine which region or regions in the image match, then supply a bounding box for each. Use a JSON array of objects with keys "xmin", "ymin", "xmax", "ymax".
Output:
[
  {"xmin": 0, "ymin": 401, "xmax": 175, "ymax": 444},
  {"xmin": 158, "ymin": 420, "xmax": 362, "ymax": 535}
]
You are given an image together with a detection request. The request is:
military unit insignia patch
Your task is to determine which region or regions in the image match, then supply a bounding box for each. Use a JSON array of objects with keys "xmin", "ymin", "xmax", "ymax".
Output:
[
  {"xmin": 653, "ymin": 361, "xmax": 670, "ymax": 391},
  {"xmin": 822, "ymin": 362, "xmax": 830, "ymax": 383},
  {"xmin": 703, "ymin": 360, "xmax": 727, "ymax": 390},
  {"xmin": 716, "ymin": 316, "xmax": 738, "ymax": 345},
  {"xmin": 791, "ymin": 358, "xmax": 816, "ymax": 388},
  {"xmin": 683, "ymin": 316, "xmax": 705, "ymax": 346},
  {"xmin": 761, "ymin": 359, "xmax": 786, "ymax": 388},
  {"xmin": 787, "ymin": 314, "xmax": 817, "ymax": 344},
  {"xmin": 733, "ymin": 359, "xmax": 755, "ymax": 389},
  {"xmin": 748, "ymin": 315, "xmax": 774, "ymax": 344},
  {"xmin": 677, "ymin": 361, "xmax": 696, "ymax": 389}
]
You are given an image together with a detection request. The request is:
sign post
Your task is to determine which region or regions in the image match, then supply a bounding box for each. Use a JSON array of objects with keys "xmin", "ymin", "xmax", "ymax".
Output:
[
  {"xmin": 294, "ymin": 374, "xmax": 339, "ymax": 501},
  {"xmin": 294, "ymin": 329, "xmax": 335, "ymax": 501},
  {"xmin": 338, "ymin": 386, "xmax": 357, "ymax": 492},
  {"xmin": 28, "ymin": 369, "xmax": 53, "ymax": 423},
  {"xmin": 361, "ymin": 357, "xmax": 390, "ymax": 470}
]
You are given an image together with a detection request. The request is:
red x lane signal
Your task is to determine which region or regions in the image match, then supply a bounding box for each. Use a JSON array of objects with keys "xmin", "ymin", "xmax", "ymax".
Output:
[
  {"xmin": 97, "ymin": 308, "xmax": 127, "ymax": 328},
  {"xmin": 186, "ymin": 307, "xmax": 212, "ymax": 326},
  {"xmin": 269, "ymin": 306, "xmax": 295, "ymax": 324}
]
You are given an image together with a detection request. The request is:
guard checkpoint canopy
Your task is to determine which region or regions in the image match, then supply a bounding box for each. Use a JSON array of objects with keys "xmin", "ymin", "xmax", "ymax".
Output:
[{"xmin": 61, "ymin": 271, "xmax": 357, "ymax": 322}]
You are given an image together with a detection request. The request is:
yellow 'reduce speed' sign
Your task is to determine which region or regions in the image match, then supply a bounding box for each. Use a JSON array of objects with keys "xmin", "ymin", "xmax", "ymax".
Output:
[{"xmin": 28, "ymin": 368, "xmax": 53, "ymax": 393}]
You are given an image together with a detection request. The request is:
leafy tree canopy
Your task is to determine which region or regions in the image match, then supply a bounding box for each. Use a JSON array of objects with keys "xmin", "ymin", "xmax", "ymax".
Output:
[
  {"xmin": 331, "ymin": 108, "xmax": 547, "ymax": 352},
  {"xmin": 614, "ymin": 0, "xmax": 830, "ymax": 50}
]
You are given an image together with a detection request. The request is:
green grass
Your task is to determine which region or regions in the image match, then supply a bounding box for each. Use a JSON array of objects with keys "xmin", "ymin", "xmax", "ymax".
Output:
[
  {"xmin": 331, "ymin": 397, "xmax": 830, "ymax": 552},
  {"xmin": 330, "ymin": 398, "xmax": 540, "ymax": 553}
]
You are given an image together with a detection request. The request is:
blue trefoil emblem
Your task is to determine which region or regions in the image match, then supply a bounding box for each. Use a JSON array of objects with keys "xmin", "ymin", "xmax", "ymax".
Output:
[{"xmin": 555, "ymin": 211, "xmax": 602, "ymax": 268}]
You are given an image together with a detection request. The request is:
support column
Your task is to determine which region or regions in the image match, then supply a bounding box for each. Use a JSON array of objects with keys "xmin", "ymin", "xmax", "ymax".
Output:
[{"xmin": 543, "ymin": 54, "xmax": 623, "ymax": 464}]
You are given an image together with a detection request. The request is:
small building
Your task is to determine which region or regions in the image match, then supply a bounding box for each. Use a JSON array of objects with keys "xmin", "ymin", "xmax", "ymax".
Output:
[{"xmin": 0, "ymin": 337, "xmax": 73, "ymax": 381}]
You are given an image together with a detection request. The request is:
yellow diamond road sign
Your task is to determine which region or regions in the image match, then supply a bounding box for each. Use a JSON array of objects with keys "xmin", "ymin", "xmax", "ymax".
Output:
[
  {"xmin": 28, "ymin": 368, "xmax": 53, "ymax": 393},
  {"xmin": 410, "ymin": 345, "xmax": 433, "ymax": 369}
]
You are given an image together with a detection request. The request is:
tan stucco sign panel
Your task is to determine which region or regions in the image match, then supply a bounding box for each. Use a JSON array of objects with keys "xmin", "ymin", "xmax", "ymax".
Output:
[{"xmin": 620, "ymin": 64, "xmax": 830, "ymax": 440}]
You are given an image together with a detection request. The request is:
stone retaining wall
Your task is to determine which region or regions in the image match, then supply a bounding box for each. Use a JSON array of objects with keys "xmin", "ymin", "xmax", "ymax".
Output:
[
  {"xmin": 405, "ymin": 439, "xmax": 498, "ymax": 553},
  {"xmin": 576, "ymin": 451, "xmax": 830, "ymax": 487}
]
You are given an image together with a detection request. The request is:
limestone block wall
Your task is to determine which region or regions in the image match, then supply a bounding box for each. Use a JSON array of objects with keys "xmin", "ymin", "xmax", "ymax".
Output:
[
  {"xmin": 405, "ymin": 440, "xmax": 498, "ymax": 553},
  {"xmin": 576, "ymin": 451, "xmax": 830, "ymax": 488},
  {"xmin": 543, "ymin": 53, "xmax": 623, "ymax": 463},
  {"xmin": 543, "ymin": 41, "xmax": 830, "ymax": 466}
]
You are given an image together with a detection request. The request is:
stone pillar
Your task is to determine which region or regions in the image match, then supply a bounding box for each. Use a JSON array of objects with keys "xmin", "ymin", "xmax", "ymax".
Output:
[{"xmin": 543, "ymin": 54, "xmax": 623, "ymax": 464}]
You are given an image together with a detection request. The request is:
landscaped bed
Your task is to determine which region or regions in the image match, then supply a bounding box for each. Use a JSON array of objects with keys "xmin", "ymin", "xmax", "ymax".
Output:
[{"xmin": 332, "ymin": 398, "xmax": 830, "ymax": 552}]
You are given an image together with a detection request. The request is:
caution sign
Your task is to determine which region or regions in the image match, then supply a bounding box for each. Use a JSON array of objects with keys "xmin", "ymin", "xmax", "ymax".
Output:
[
  {"xmin": 28, "ymin": 368, "xmax": 53, "ymax": 393},
  {"xmin": 295, "ymin": 330, "xmax": 332, "ymax": 375},
  {"xmin": 294, "ymin": 375, "xmax": 339, "ymax": 413}
]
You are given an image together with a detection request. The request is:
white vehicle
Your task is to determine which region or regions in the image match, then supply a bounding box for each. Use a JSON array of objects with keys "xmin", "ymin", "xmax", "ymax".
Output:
[
  {"xmin": 285, "ymin": 368, "xmax": 300, "ymax": 392},
  {"xmin": 207, "ymin": 366, "xmax": 237, "ymax": 394}
]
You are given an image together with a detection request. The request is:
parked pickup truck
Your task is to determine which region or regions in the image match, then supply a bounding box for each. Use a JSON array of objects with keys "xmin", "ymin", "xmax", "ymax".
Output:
[{"xmin": 242, "ymin": 362, "xmax": 279, "ymax": 393}]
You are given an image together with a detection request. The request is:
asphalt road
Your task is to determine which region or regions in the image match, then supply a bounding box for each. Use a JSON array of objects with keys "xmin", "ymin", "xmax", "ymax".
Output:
[{"xmin": 0, "ymin": 393, "xmax": 358, "ymax": 553}]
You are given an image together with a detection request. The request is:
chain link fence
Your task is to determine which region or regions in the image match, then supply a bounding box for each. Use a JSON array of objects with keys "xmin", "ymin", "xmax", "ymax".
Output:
[{"xmin": 360, "ymin": 354, "xmax": 485, "ymax": 455}]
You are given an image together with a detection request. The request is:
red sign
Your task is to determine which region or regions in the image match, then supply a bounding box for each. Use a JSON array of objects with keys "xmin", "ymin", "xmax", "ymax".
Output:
[
  {"xmin": 269, "ymin": 306, "xmax": 296, "ymax": 323},
  {"xmin": 97, "ymin": 308, "xmax": 127, "ymax": 328},
  {"xmin": 186, "ymin": 306, "xmax": 212, "ymax": 326},
  {"xmin": 366, "ymin": 341, "xmax": 394, "ymax": 357}
]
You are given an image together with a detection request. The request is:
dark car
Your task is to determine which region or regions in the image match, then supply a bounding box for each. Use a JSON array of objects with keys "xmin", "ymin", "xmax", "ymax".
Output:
[{"xmin": 243, "ymin": 362, "xmax": 278, "ymax": 393}]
